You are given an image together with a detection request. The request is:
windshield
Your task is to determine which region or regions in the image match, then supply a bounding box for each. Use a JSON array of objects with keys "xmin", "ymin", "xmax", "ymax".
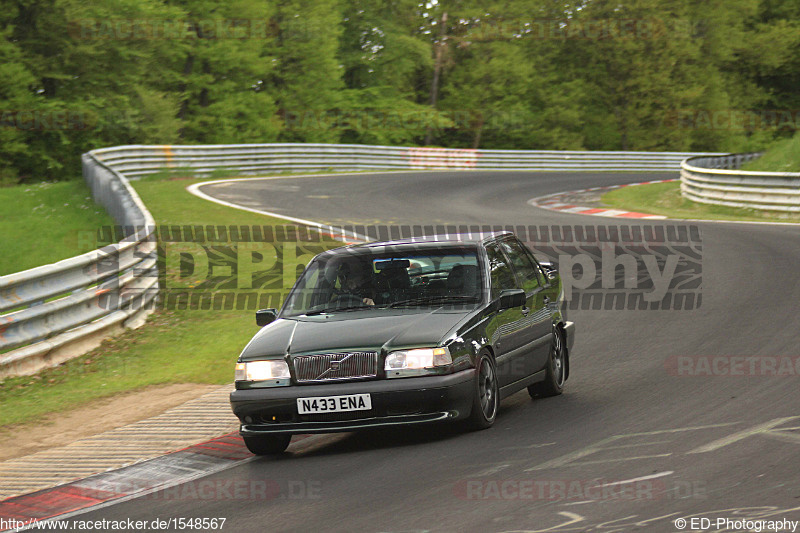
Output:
[{"xmin": 281, "ymin": 247, "xmax": 483, "ymax": 316}]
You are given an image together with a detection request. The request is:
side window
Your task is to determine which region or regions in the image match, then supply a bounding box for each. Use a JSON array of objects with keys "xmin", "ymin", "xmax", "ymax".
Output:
[
  {"xmin": 500, "ymin": 239, "xmax": 541, "ymax": 293},
  {"xmin": 486, "ymin": 243, "xmax": 517, "ymax": 297}
]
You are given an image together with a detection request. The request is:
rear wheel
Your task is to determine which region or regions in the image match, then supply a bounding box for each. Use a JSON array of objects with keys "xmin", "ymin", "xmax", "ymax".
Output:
[
  {"xmin": 466, "ymin": 352, "xmax": 499, "ymax": 430},
  {"xmin": 528, "ymin": 327, "xmax": 566, "ymax": 399},
  {"xmin": 243, "ymin": 434, "xmax": 291, "ymax": 455}
]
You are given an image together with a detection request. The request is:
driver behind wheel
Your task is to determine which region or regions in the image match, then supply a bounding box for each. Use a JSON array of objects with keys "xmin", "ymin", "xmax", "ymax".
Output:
[{"xmin": 336, "ymin": 260, "xmax": 376, "ymax": 306}]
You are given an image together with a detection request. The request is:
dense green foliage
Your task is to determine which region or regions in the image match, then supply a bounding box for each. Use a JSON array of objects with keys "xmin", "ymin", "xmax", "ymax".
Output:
[{"xmin": 1, "ymin": 0, "xmax": 798, "ymax": 183}]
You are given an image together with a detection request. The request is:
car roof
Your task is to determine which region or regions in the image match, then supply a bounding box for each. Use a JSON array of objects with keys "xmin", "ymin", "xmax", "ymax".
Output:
[{"xmin": 316, "ymin": 231, "xmax": 514, "ymax": 256}]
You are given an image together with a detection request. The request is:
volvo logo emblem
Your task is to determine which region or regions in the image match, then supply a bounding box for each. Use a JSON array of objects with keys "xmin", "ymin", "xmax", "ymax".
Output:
[{"xmin": 315, "ymin": 353, "xmax": 354, "ymax": 380}]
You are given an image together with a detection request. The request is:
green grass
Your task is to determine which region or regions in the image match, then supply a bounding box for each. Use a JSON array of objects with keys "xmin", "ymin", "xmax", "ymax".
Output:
[
  {"xmin": 0, "ymin": 181, "xmax": 116, "ymax": 276},
  {"xmin": 741, "ymin": 134, "xmax": 800, "ymax": 172},
  {"xmin": 132, "ymin": 176, "xmax": 292, "ymax": 227},
  {"xmin": 0, "ymin": 174, "xmax": 342, "ymax": 428},
  {"xmin": 0, "ymin": 312, "xmax": 251, "ymax": 427},
  {"xmin": 602, "ymin": 181, "xmax": 800, "ymax": 223}
]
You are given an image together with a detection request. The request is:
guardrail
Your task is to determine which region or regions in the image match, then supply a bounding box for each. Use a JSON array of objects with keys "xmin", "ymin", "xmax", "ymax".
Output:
[
  {"xmin": 0, "ymin": 154, "xmax": 159, "ymax": 378},
  {"xmin": 1, "ymin": 143, "xmax": 726, "ymax": 378},
  {"xmin": 681, "ymin": 154, "xmax": 800, "ymax": 212},
  {"xmin": 92, "ymin": 144, "xmax": 725, "ymax": 176}
]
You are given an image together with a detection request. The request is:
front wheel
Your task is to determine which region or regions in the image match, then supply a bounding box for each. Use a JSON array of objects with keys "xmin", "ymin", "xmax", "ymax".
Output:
[
  {"xmin": 243, "ymin": 434, "xmax": 291, "ymax": 455},
  {"xmin": 466, "ymin": 352, "xmax": 499, "ymax": 430},
  {"xmin": 528, "ymin": 327, "xmax": 566, "ymax": 399}
]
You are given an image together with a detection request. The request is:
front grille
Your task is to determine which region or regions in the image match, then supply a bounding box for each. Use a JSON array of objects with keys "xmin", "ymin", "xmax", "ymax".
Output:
[{"xmin": 293, "ymin": 351, "xmax": 378, "ymax": 383}]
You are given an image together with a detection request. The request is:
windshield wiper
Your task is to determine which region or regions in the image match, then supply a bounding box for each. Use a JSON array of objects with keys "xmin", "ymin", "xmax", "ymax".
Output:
[
  {"xmin": 387, "ymin": 295, "xmax": 479, "ymax": 308},
  {"xmin": 304, "ymin": 305, "xmax": 373, "ymax": 316}
]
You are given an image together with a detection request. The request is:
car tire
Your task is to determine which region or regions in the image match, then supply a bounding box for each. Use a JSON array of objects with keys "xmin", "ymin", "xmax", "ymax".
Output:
[
  {"xmin": 243, "ymin": 434, "xmax": 292, "ymax": 455},
  {"xmin": 466, "ymin": 351, "xmax": 499, "ymax": 430},
  {"xmin": 528, "ymin": 326, "xmax": 566, "ymax": 399}
]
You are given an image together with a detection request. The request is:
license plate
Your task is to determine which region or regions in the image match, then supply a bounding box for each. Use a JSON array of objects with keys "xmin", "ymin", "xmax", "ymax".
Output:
[{"xmin": 297, "ymin": 394, "xmax": 372, "ymax": 414}]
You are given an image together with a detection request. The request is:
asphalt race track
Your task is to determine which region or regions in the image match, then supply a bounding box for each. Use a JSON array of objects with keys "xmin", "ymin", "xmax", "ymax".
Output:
[{"xmin": 77, "ymin": 171, "xmax": 800, "ymax": 532}]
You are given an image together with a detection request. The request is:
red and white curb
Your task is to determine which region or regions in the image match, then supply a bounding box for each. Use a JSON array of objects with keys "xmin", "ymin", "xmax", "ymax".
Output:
[
  {"xmin": 528, "ymin": 179, "xmax": 678, "ymax": 220},
  {"xmin": 0, "ymin": 433, "xmax": 248, "ymax": 530},
  {"xmin": 0, "ymin": 433, "xmax": 323, "ymax": 531}
]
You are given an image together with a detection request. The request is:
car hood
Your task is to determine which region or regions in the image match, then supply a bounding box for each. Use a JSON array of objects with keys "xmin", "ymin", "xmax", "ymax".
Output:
[{"xmin": 240, "ymin": 308, "xmax": 470, "ymax": 360}]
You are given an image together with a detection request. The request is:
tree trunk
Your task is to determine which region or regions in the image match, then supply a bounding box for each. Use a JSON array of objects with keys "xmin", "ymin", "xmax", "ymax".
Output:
[
  {"xmin": 472, "ymin": 116, "xmax": 484, "ymax": 149},
  {"xmin": 177, "ymin": 53, "xmax": 195, "ymax": 137},
  {"xmin": 424, "ymin": 12, "xmax": 448, "ymax": 145}
]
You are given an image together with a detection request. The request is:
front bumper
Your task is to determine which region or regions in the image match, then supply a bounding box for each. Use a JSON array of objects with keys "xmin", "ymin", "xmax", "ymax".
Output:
[{"xmin": 230, "ymin": 369, "xmax": 475, "ymax": 436}]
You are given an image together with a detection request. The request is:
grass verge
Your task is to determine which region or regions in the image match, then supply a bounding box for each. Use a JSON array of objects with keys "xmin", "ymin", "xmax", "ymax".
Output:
[
  {"xmin": 0, "ymin": 174, "xmax": 341, "ymax": 428},
  {"xmin": 601, "ymin": 181, "xmax": 800, "ymax": 223},
  {"xmin": 0, "ymin": 181, "xmax": 115, "ymax": 276},
  {"xmin": 741, "ymin": 134, "xmax": 800, "ymax": 173}
]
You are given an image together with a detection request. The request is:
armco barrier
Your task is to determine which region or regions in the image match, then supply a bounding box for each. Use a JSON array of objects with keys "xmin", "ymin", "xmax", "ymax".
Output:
[
  {"xmin": 91, "ymin": 144, "xmax": 723, "ymax": 176},
  {"xmin": 0, "ymin": 143, "xmax": 725, "ymax": 378},
  {"xmin": 681, "ymin": 154, "xmax": 800, "ymax": 212},
  {"xmin": 0, "ymin": 154, "xmax": 158, "ymax": 378}
]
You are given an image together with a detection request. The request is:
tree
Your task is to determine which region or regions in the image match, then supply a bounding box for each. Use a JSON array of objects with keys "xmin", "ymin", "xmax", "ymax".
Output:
[
  {"xmin": 271, "ymin": 0, "xmax": 344, "ymax": 143},
  {"xmin": 166, "ymin": 0, "xmax": 280, "ymax": 144},
  {"xmin": 336, "ymin": 0, "xmax": 445, "ymax": 145},
  {"xmin": 0, "ymin": 26, "xmax": 37, "ymax": 184}
]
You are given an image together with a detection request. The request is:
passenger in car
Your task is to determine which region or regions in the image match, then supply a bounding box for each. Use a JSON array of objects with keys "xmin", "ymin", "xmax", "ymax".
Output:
[{"xmin": 375, "ymin": 265, "xmax": 411, "ymax": 304}]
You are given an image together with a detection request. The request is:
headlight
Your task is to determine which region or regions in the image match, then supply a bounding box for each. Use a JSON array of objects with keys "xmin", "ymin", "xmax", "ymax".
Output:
[
  {"xmin": 235, "ymin": 360, "xmax": 291, "ymax": 382},
  {"xmin": 385, "ymin": 347, "xmax": 452, "ymax": 372}
]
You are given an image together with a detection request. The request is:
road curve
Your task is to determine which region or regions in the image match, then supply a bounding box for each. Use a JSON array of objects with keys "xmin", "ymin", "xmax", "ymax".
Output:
[{"xmin": 78, "ymin": 171, "xmax": 800, "ymax": 532}]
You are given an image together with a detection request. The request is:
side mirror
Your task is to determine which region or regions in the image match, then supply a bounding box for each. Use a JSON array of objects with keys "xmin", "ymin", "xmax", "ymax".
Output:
[
  {"xmin": 256, "ymin": 308, "xmax": 277, "ymax": 327},
  {"xmin": 538, "ymin": 261, "xmax": 558, "ymax": 281},
  {"xmin": 498, "ymin": 289, "xmax": 526, "ymax": 310}
]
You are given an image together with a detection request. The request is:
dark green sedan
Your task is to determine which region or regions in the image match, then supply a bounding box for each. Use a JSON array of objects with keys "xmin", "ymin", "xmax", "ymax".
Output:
[{"xmin": 230, "ymin": 231, "xmax": 575, "ymax": 455}]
